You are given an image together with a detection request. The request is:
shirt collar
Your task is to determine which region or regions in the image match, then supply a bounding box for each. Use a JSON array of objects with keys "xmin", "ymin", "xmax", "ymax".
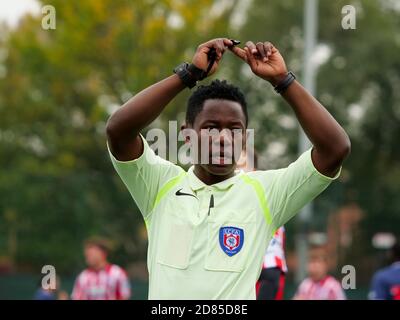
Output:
[
  {"xmin": 187, "ymin": 166, "xmax": 244, "ymax": 191},
  {"xmin": 88, "ymin": 263, "xmax": 111, "ymax": 273}
]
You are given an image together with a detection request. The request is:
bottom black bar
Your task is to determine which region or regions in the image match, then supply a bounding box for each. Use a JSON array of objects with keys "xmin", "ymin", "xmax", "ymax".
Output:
[{"xmin": 0, "ymin": 300, "xmax": 398, "ymax": 319}]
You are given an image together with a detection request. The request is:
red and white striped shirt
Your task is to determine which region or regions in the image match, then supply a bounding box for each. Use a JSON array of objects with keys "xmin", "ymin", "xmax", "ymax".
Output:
[
  {"xmin": 295, "ymin": 275, "xmax": 346, "ymax": 300},
  {"xmin": 72, "ymin": 264, "xmax": 131, "ymax": 300},
  {"xmin": 263, "ymin": 226, "xmax": 288, "ymax": 273}
]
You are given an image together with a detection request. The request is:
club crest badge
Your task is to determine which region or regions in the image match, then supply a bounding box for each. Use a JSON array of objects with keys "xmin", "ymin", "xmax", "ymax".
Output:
[{"xmin": 219, "ymin": 226, "xmax": 244, "ymax": 257}]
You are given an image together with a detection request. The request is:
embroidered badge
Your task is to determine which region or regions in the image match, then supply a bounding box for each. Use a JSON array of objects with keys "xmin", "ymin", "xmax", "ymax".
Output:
[{"xmin": 219, "ymin": 226, "xmax": 244, "ymax": 256}]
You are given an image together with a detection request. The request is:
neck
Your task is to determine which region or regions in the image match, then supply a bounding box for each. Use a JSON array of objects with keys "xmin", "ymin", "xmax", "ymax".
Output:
[
  {"xmin": 312, "ymin": 275, "xmax": 328, "ymax": 283},
  {"xmin": 193, "ymin": 166, "xmax": 235, "ymax": 185}
]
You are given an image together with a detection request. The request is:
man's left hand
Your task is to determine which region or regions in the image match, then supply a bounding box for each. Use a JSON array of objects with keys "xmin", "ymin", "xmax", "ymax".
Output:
[{"xmin": 230, "ymin": 41, "xmax": 288, "ymax": 85}]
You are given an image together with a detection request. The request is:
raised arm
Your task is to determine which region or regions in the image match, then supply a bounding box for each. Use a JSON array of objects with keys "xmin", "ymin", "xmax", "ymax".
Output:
[
  {"xmin": 106, "ymin": 75, "xmax": 185, "ymax": 161},
  {"xmin": 230, "ymin": 41, "xmax": 351, "ymax": 177},
  {"xmin": 106, "ymin": 38, "xmax": 234, "ymax": 161}
]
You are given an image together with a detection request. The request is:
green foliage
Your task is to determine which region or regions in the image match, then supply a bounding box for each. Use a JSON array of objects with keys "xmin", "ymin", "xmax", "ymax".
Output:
[
  {"xmin": 0, "ymin": 0, "xmax": 233, "ymax": 273},
  {"xmin": 0, "ymin": 0, "xmax": 399, "ymax": 277}
]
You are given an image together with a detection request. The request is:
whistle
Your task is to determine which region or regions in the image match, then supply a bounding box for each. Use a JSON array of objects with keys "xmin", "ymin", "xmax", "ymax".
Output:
[{"xmin": 205, "ymin": 39, "xmax": 241, "ymax": 76}]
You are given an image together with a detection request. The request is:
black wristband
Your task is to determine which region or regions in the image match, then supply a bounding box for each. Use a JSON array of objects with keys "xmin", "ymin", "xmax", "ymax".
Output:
[
  {"xmin": 173, "ymin": 62, "xmax": 197, "ymax": 89},
  {"xmin": 188, "ymin": 63, "xmax": 207, "ymax": 81},
  {"xmin": 274, "ymin": 71, "xmax": 296, "ymax": 94}
]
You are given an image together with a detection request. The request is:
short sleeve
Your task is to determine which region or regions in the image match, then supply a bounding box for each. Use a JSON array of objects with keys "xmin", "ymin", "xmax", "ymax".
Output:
[
  {"xmin": 328, "ymin": 281, "xmax": 346, "ymax": 300},
  {"xmin": 71, "ymin": 273, "xmax": 85, "ymax": 300},
  {"xmin": 251, "ymin": 148, "xmax": 341, "ymax": 230},
  {"xmin": 116, "ymin": 268, "xmax": 131, "ymax": 300},
  {"xmin": 293, "ymin": 279, "xmax": 309, "ymax": 299},
  {"xmin": 108, "ymin": 134, "xmax": 184, "ymax": 220}
]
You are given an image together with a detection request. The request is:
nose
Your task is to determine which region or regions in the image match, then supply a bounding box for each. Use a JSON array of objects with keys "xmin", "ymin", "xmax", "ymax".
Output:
[
  {"xmin": 211, "ymin": 129, "xmax": 234, "ymax": 157},
  {"xmin": 218, "ymin": 129, "xmax": 233, "ymax": 146}
]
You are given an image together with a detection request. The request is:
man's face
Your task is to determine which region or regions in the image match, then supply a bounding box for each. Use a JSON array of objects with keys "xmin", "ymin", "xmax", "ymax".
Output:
[
  {"xmin": 308, "ymin": 257, "xmax": 328, "ymax": 281},
  {"xmin": 84, "ymin": 245, "xmax": 107, "ymax": 269},
  {"xmin": 186, "ymin": 99, "xmax": 247, "ymax": 176}
]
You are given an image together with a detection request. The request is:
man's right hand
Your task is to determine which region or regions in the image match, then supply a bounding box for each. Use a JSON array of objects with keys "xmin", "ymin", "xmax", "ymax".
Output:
[
  {"xmin": 107, "ymin": 38, "xmax": 233, "ymax": 161},
  {"xmin": 191, "ymin": 38, "xmax": 234, "ymax": 77}
]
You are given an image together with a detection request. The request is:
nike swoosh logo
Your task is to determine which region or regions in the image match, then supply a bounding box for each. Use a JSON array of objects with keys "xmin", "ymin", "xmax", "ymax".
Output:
[{"xmin": 175, "ymin": 188, "xmax": 197, "ymax": 198}]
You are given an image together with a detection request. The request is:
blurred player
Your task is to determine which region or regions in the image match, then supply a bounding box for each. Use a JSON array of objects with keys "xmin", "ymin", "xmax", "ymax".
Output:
[
  {"xmin": 71, "ymin": 238, "xmax": 131, "ymax": 300},
  {"xmin": 34, "ymin": 276, "xmax": 68, "ymax": 300},
  {"xmin": 34, "ymin": 279, "xmax": 57, "ymax": 300},
  {"xmin": 257, "ymin": 227, "xmax": 287, "ymax": 300},
  {"xmin": 293, "ymin": 245, "xmax": 346, "ymax": 300},
  {"xmin": 369, "ymin": 242, "xmax": 400, "ymax": 300}
]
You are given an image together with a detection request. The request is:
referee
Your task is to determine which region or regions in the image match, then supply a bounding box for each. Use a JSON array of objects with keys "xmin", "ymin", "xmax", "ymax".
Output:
[{"xmin": 106, "ymin": 38, "xmax": 351, "ymax": 299}]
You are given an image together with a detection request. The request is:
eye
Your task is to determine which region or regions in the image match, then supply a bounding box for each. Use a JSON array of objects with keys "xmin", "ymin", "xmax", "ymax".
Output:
[
  {"xmin": 230, "ymin": 127, "xmax": 244, "ymax": 134},
  {"xmin": 205, "ymin": 125, "xmax": 219, "ymax": 131}
]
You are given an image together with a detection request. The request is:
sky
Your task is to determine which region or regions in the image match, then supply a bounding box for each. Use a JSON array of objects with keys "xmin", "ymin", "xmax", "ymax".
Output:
[{"xmin": 0, "ymin": 0, "xmax": 40, "ymax": 28}]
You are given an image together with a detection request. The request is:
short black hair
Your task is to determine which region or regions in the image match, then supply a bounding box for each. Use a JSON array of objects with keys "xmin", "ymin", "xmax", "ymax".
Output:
[{"xmin": 186, "ymin": 79, "xmax": 248, "ymax": 126}]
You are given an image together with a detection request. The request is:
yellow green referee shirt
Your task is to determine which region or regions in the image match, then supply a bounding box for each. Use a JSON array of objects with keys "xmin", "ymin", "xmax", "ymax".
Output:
[{"xmin": 108, "ymin": 134, "xmax": 340, "ymax": 300}]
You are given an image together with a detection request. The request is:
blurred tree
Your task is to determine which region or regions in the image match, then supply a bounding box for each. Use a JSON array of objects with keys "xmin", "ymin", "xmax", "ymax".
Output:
[{"xmin": 0, "ymin": 0, "xmax": 236, "ymax": 273}]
